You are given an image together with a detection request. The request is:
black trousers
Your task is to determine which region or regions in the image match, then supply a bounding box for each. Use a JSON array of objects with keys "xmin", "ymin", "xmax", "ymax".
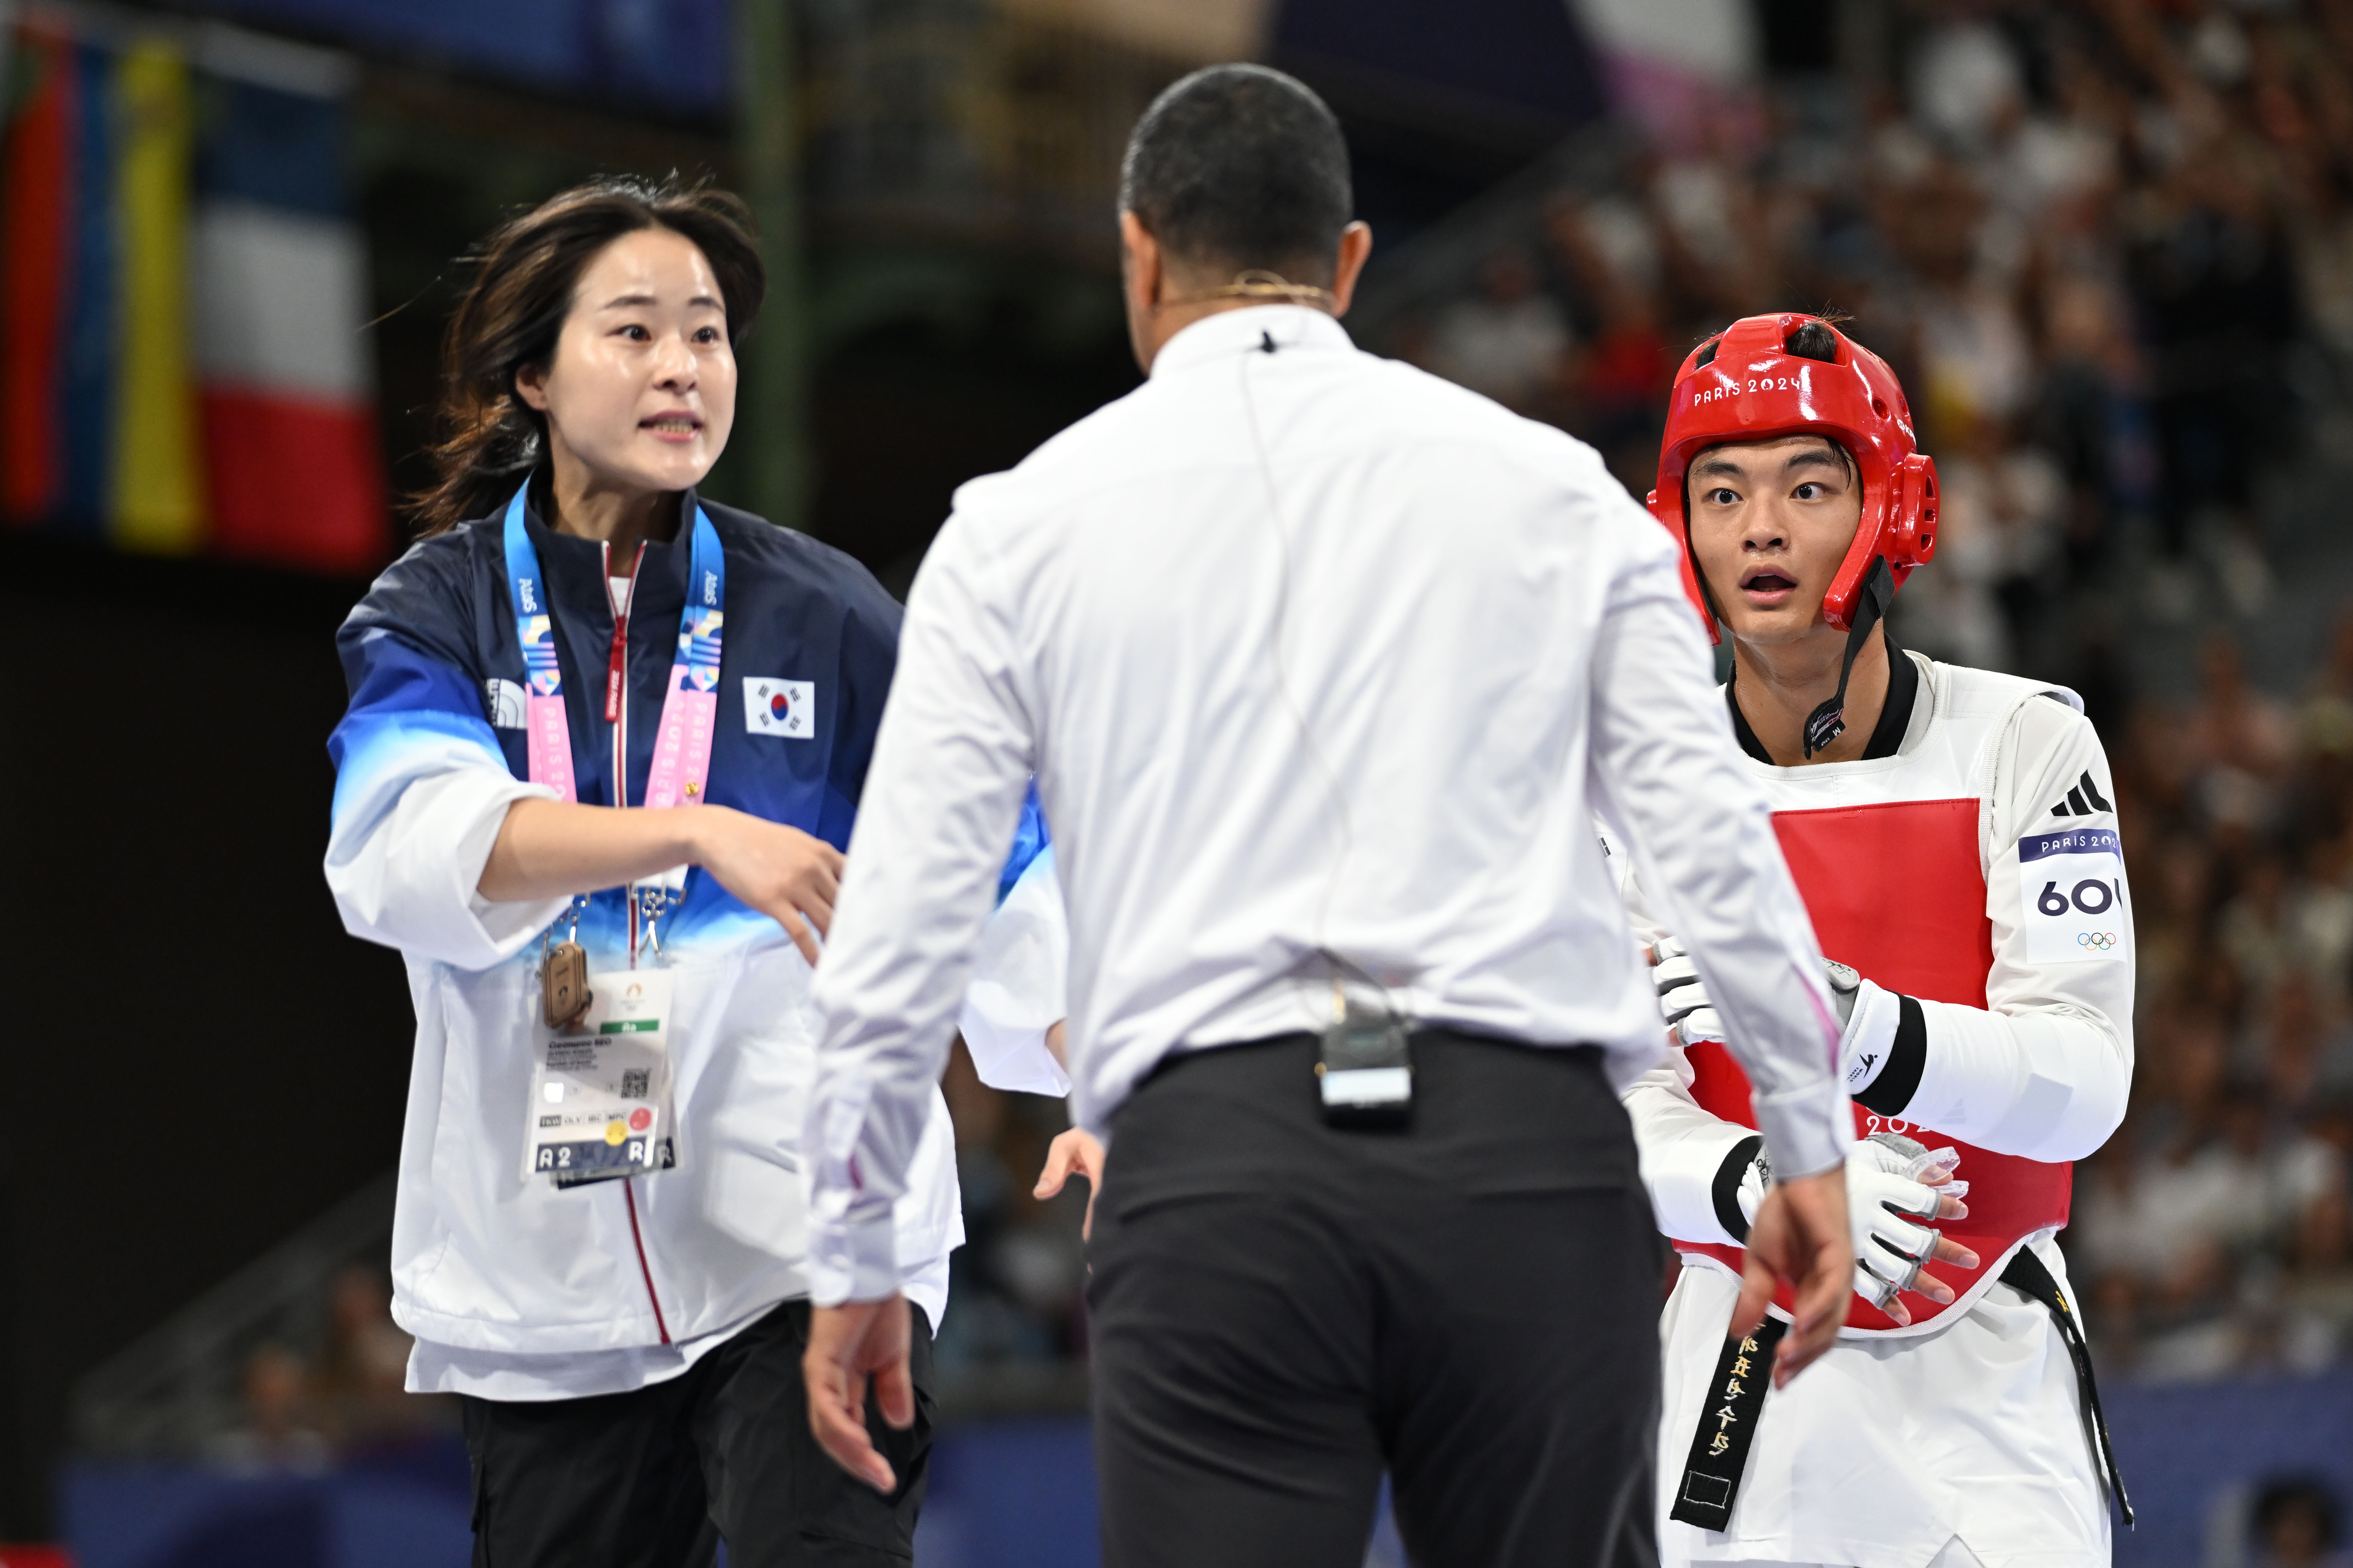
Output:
[
  {"xmin": 461, "ymin": 1299, "xmax": 934, "ymax": 1568},
  {"xmin": 1086, "ymin": 1032, "xmax": 1664, "ymax": 1568}
]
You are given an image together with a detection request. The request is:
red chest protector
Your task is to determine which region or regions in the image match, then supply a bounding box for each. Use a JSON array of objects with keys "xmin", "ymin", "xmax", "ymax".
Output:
[{"xmin": 1678, "ymin": 798, "xmax": 2073, "ymax": 1330}]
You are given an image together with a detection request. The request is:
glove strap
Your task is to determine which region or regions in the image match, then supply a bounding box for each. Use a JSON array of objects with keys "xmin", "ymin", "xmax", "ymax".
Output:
[
  {"xmin": 1668, "ymin": 1314, "xmax": 1788, "ymax": 1532},
  {"xmin": 1854, "ymin": 995, "xmax": 1928, "ymax": 1116},
  {"xmin": 1712, "ymin": 1135, "xmax": 1764, "ymax": 1244}
]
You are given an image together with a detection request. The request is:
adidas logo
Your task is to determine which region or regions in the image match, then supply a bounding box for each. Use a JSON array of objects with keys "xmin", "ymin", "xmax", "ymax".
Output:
[{"xmin": 2049, "ymin": 770, "xmax": 2114, "ymax": 818}]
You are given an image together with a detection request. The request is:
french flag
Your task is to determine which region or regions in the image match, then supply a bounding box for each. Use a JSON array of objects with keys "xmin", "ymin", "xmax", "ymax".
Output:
[
  {"xmin": 192, "ymin": 55, "xmax": 384, "ymax": 573},
  {"xmin": 0, "ymin": 15, "xmax": 385, "ymax": 572}
]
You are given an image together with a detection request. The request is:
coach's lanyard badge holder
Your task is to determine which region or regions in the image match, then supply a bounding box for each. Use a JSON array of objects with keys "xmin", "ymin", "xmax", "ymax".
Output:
[
  {"xmin": 504, "ymin": 482, "xmax": 725, "ymax": 1187},
  {"xmin": 528, "ymin": 905, "xmax": 678, "ymax": 1186}
]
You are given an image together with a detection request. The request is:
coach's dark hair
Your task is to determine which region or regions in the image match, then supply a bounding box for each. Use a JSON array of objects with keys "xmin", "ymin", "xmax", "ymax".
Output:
[
  {"xmin": 412, "ymin": 174, "xmax": 764, "ymax": 536},
  {"xmin": 1118, "ymin": 64, "xmax": 1352, "ymax": 283}
]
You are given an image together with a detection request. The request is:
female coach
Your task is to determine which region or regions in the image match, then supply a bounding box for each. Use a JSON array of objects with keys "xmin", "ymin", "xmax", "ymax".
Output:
[{"xmin": 324, "ymin": 176, "xmax": 1064, "ymax": 1567}]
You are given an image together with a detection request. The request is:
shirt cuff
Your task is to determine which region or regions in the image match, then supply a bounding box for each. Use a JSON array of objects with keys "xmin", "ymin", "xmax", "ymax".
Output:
[
  {"xmin": 807, "ymin": 1212, "xmax": 904, "ymax": 1308},
  {"xmin": 808, "ymin": 1082, "xmax": 904, "ymax": 1306},
  {"xmin": 1750, "ymin": 1082, "xmax": 1852, "ymax": 1180}
]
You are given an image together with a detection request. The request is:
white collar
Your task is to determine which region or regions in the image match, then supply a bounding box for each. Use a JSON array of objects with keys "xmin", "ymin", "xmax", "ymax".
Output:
[{"xmin": 1147, "ymin": 304, "xmax": 1355, "ymax": 379}]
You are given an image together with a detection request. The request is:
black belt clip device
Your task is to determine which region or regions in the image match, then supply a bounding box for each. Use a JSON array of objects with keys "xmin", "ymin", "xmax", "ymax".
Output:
[{"xmin": 1317, "ymin": 985, "xmax": 1412, "ymax": 1130}]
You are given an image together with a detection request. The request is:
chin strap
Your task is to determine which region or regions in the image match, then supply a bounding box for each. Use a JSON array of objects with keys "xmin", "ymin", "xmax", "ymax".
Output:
[{"xmin": 1802, "ymin": 556, "xmax": 1895, "ymax": 758}]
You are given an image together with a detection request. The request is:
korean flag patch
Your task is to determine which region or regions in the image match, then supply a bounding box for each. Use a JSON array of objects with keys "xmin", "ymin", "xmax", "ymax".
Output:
[
  {"xmin": 744, "ymin": 678, "xmax": 815, "ymax": 739},
  {"xmin": 2017, "ymin": 826, "xmax": 2128, "ymax": 963}
]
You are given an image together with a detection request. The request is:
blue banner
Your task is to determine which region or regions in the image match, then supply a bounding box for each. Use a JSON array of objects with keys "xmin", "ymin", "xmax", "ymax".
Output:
[{"xmin": 201, "ymin": 0, "xmax": 730, "ymax": 114}]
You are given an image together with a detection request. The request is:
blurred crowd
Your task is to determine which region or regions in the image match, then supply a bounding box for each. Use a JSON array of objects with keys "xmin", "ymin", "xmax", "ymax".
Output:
[
  {"xmin": 936, "ymin": 1044, "xmax": 1091, "ymax": 1376},
  {"xmin": 1393, "ymin": 0, "xmax": 2353, "ymax": 676},
  {"xmin": 2245, "ymin": 1476, "xmax": 2353, "ymax": 1567},
  {"xmin": 210, "ymin": 1266, "xmax": 445, "ymax": 1471},
  {"xmin": 2074, "ymin": 618, "xmax": 2353, "ymax": 1381},
  {"xmin": 1361, "ymin": 0, "xmax": 2353, "ymax": 1384}
]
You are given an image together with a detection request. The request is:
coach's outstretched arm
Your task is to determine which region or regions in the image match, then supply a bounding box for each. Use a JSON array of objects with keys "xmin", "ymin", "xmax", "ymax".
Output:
[
  {"xmin": 1586, "ymin": 526, "xmax": 1854, "ymax": 1382},
  {"xmin": 800, "ymin": 509, "xmax": 1039, "ymax": 1493}
]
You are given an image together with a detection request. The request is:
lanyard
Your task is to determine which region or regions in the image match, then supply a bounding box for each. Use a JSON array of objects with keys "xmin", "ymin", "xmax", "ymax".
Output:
[{"xmin": 501, "ymin": 482, "xmax": 726, "ymax": 815}]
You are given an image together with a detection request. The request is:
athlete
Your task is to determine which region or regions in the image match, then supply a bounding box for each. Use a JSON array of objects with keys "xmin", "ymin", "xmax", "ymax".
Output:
[{"xmin": 1614, "ymin": 313, "xmax": 2135, "ymax": 1568}]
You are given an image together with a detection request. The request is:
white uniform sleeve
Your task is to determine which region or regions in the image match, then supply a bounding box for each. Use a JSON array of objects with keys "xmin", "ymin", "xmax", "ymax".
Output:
[
  {"xmin": 808, "ymin": 512, "xmax": 1037, "ymax": 1306},
  {"xmin": 1626, "ymin": 1057, "xmax": 1759, "ymax": 1246},
  {"xmin": 1611, "ymin": 838, "xmax": 1767, "ymax": 1245},
  {"xmin": 957, "ymin": 848, "xmax": 1072, "ymax": 1097},
  {"xmin": 324, "ymin": 702, "xmax": 566, "ymax": 971},
  {"xmin": 1587, "ymin": 536, "xmax": 1849, "ymax": 1180},
  {"xmin": 1883, "ymin": 696, "xmax": 2134, "ymax": 1162}
]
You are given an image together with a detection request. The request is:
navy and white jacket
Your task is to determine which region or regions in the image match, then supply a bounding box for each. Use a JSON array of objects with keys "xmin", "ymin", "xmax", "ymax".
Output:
[{"xmin": 325, "ymin": 481, "xmax": 1065, "ymax": 1399}]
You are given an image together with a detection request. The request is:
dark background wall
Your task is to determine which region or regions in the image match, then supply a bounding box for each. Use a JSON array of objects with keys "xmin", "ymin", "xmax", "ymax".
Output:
[{"xmin": 0, "ymin": 539, "xmax": 412, "ymax": 1530}]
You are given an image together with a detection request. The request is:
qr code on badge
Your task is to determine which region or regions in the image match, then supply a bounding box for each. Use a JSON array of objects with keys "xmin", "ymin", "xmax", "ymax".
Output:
[{"xmin": 621, "ymin": 1069, "xmax": 649, "ymax": 1099}]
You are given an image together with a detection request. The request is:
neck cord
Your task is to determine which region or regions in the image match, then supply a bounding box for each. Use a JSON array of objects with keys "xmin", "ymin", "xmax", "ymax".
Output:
[{"xmin": 1161, "ymin": 269, "xmax": 1337, "ymax": 310}]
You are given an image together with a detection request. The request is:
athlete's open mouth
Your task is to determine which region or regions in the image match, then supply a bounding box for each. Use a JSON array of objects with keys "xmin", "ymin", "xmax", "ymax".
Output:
[
  {"xmin": 1740, "ymin": 569, "xmax": 1798, "ymax": 594},
  {"xmin": 641, "ymin": 413, "xmax": 703, "ymax": 438}
]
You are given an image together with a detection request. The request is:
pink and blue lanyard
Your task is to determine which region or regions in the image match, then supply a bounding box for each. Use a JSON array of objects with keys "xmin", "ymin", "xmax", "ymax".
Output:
[{"xmin": 501, "ymin": 479, "xmax": 725, "ymax": 818}]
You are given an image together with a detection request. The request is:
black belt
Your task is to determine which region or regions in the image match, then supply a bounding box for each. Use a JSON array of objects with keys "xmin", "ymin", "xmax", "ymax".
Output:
[
  {"xmin": 2003, "ymin": 1246, "xmax": 2134, "ymax": 1529},
  {"xmin": 1667, "ymin": 1247, "xmax": 2133, "ymax": 1533}
]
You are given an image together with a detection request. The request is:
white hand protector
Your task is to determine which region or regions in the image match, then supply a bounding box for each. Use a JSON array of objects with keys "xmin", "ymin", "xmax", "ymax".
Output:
[
  {"xmin": 1651, "ymin": 938, "xmax": 1725, "ymax": 1046},
  {"xmin": 1848, "ymin": 1133, "xmax": 1965, "ymax": 1309},
  {"xmin": 1652, "ymin": 941, "xmax": 1884, "ymax": 1069}
]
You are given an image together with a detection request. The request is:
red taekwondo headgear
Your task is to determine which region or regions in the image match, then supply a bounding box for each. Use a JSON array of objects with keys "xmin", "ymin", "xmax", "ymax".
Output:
[{"xmin": 1645, "ymin": 312, "xmax": 1941, "ymax": 756}]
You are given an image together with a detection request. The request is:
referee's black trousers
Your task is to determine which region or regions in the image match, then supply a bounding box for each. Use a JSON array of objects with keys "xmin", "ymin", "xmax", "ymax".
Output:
[{"xmin": 1087, "ymin": 1031, "xmax": 1664, "ymax": 1568}]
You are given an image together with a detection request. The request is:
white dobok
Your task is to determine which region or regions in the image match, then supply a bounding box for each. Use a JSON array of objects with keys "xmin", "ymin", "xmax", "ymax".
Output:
[{"xmin": 1613, "ymin": 652, "xmax": 2135, "ymax": 1568}]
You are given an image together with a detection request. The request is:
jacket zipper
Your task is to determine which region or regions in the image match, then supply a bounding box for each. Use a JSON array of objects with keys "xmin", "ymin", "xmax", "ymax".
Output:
[
  {"xmin": 625, "ymin": 1179, "xmax": 670, "ymax": 1344},
  {"xmin": 604, "ymin": 541, "xmax": 671, "ymax": 1346}
]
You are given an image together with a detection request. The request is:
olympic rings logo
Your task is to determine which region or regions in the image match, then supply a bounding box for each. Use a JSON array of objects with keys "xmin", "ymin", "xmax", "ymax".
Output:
[{"xmin": 2077, "ymin": 932, "xmax": 2119, "ymax": 950}]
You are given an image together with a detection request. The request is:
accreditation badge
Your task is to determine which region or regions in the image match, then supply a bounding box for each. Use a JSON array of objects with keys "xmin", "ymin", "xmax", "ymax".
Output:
[{"xmin": 522, "ymin": 968, "xmax": 680, "ymax": 1186}]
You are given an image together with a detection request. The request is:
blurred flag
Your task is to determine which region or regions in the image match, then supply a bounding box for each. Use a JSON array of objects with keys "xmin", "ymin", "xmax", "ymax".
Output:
[
  {"xmin": 0, "ymin": 26, "xmax": 75, "ymax": 524},
  {"xmin": 115, "ymin": 40, "xmax": 206, "ymax": 553},
  {"xmin": 192, "ymin": 66, "xmax": 382, "ymax": 572},
  {"xmin": 0, "ymin": 1547, "xmax": 72, "ymax": 1568},
  {"xmin": 1569, "ymin": 0, "xmax": 1761, "ymax": 154},
  {"xmin": 0, "ymin": 16, "xmax": 385, "ymax": 572}
]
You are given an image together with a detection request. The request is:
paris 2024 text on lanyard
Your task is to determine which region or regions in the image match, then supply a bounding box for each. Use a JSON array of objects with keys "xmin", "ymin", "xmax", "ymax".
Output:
[{"xmin": 502, "ymin": 482, "xmax": 724, "ymax": 1188}]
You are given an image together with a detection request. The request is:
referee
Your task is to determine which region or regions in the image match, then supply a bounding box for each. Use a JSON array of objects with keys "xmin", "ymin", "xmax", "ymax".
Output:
[{"xmin": 802, "ymin": 65, "xmax": 1853, "ymax": 1568}]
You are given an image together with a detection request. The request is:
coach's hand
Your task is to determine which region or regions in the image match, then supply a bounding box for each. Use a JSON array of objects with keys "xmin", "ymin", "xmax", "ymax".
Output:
[
  {"xmin": 688, "ymin": 808, "xmax": 844, "ymax": 966},
  {"xmin": 1034, "ymin": 1126, "xmax": 1106, "ymax": 1240},
  {"xmin": 1737, "ymin": 1165, "xmax": 1849, "ymax": 1387},
  {"xmin": 805, "ymin": 1295, "xmax": 915, "ymax": 1493}
]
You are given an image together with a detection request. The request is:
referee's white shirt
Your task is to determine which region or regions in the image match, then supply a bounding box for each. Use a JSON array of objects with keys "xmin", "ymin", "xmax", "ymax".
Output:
[{"xmin": 806, "ymin": 304, "xmax": 1848, "ymax": 1306}]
